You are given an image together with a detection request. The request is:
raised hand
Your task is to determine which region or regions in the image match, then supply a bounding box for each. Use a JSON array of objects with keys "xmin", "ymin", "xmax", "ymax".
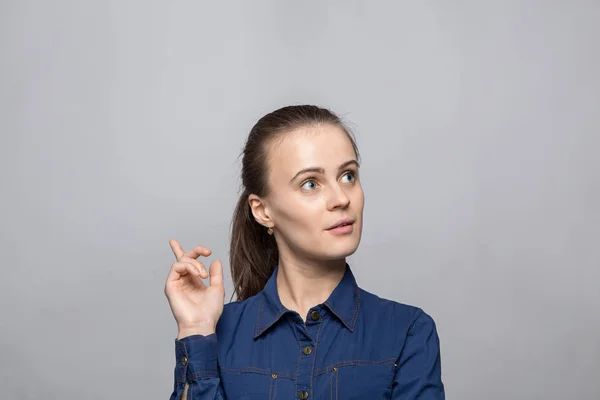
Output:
[{"xmin": 164, "ymin": 239, "xmax": 225, "ymax": 339}]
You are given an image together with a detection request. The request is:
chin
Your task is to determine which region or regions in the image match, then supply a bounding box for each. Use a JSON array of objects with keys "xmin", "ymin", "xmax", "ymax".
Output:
[{"xmin": 321, "ymin": 240, "xmax": 361, "ymax": 261}]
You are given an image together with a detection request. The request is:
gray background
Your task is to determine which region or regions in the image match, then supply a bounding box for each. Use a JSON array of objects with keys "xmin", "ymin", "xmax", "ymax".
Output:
[{"xmin": 1, "ymin": 1, "xmax": 599, "ymax": 399}]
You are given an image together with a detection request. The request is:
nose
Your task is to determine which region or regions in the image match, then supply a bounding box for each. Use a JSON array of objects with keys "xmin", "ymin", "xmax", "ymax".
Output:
[{"xmin": 327, "ymin": 182, "xmax": 351, "ymax": 210}]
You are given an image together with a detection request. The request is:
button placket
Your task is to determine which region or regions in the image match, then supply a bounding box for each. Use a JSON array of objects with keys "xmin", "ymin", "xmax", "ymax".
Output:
[
  {"xmin": 297, "ymin": 336, "xmax": 314, "ymax": 399},
  {"xmin": 294, "ymin": 308, "xmax": 323, "ymax": 400}
]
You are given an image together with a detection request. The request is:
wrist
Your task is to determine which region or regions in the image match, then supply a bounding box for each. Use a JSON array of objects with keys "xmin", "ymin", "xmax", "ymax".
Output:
[{"xmin": 177, "ymin": 322, "xmax": 217, "ymax": 339}]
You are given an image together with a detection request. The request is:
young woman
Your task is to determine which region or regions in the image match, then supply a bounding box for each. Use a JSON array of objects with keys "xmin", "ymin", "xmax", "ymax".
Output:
[{"xmin": 165, "ymin": 105, "xmax": 445, "ymax": 399}]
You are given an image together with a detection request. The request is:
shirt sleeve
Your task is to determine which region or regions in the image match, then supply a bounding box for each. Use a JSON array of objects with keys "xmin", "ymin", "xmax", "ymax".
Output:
[
  {"xmin": 169, "ymin": 334, "xmax": 225, "ymax": 400},
  {"xmin": 390, "ymin": 310, "xmax": 445, "ymax": 399}
]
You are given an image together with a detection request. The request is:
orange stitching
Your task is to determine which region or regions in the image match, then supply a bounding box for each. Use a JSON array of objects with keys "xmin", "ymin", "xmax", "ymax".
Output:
[
  {"xmin": 314, "ymin": 358, "xmax": 397, "ymax": 376},
  {"xmin": 309, "ymin": 317, "xmax": 323, "ymax": 398},
  {"xmin": 220, "ymin": 367, "xmax": 294, "ymax": 379},
  {"xmin": 335, "ymin": 367, "xmax": 338, "ymax": 400},
  {"xmin": 254, "ymin": 295, "xmax": 265, "ymax": 337},
  {"xmin": 330, "ymin": 368, "xmax": 334, "ymax": 400}
]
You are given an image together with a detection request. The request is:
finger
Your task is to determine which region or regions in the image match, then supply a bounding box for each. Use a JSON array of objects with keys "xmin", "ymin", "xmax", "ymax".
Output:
[
  {"xmin": 184, "ymin": 263, "xmax": 203, "ymax": 280},
  {"xmin": 181, "ymin": 263, "xmax": 207, "ymax": 288},
  {"xmin": 184, "ymin": 259, "xmax": 209, "ymax": 279},
  {"xmin": 209, "ymin": 259, "xmax": 223, "ymax": 288},
  {"xmin": 169, "ymin": 240, "xmax": 185, "ymax": 261},
  {"xmin": 169, "ymin": 262, "xmax": 196, "ymax": 278},
  {"xmin": 168, "ymin": 262, "xmax": 204, "ymax": 285},
  {"xmin": 166, "ymin": 262, "xmax": 185, "ymax": 283},
  {"xmin": 184, "ymin": 245, "xmax": 212, "ymax": 260}
]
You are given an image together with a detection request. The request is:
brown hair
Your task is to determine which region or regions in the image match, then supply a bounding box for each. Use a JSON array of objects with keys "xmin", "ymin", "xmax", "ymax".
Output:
[{"xmin": 229, "ymin": 105, "xmax": 360, "ymax": 301}]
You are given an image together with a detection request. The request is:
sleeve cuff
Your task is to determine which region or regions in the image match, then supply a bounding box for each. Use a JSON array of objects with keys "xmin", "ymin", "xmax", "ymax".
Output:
[{"xmin": 174, "ymin": 333, "xmax": 219, "ymax": 383}]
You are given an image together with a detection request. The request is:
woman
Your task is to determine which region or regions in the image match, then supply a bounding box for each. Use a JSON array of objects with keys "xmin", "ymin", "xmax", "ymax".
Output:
[{"xmin": 165, "ymin": 105, "xmax": 445, "ymax": 399}]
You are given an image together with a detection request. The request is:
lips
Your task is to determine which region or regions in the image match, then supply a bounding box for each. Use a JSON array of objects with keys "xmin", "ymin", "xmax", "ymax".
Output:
[{"xmin": 327, "ymin": 217, "xmax": 355, "ymax": 230}]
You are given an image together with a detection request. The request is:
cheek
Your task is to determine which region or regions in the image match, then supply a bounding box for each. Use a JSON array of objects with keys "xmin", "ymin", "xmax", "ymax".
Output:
[
  {"xmin": 272, "ymin": 196, "xmax": 322, "ymax": 233},
  {"xmin": 351, "ymin": 185, "xmax": 365, "ymax": 208}
]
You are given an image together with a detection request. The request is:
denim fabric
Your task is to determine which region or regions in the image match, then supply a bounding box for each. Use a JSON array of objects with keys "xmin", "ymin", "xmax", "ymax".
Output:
[{"xmin": 170, "ymin": 264, "xmax": 444, "ymax": 399}]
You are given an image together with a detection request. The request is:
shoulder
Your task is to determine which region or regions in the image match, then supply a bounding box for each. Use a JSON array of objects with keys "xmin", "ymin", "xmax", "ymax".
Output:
[
  {"xmin": 222, "ymin": 294, "xmax": 260, "ymax": 317},
  {"xmin": 215, "ymin": 293, "xmax": 261, "ymax": 333},
  {"xmin": 358, "ymin": 288, "xmax": 438, "ymax": 334}
]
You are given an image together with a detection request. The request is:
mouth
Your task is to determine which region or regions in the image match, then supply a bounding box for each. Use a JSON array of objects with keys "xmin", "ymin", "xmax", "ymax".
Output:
[{"xmin": 326, "ymin": 217, "xmax": 355, "ymax": 230}]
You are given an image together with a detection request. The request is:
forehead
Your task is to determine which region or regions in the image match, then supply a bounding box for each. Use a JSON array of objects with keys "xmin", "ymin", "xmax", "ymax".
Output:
[{"xmin": 267, "ymin": 124, "xmax": 356, "ymax": 178}]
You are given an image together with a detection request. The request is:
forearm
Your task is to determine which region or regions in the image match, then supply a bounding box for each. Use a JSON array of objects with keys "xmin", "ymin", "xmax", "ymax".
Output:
[{"xmin": 169, "ymin": 333, "xmax": 224, "ymax": 400}]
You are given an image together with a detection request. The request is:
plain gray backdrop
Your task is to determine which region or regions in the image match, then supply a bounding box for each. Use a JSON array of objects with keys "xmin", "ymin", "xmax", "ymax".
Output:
[{"xmin": 1, "ymin": 1, "xmax": 599, "ymax": 399}]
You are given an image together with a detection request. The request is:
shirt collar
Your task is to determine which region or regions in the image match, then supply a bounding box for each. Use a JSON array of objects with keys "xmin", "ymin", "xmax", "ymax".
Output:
[{"xmin": 254, "ymin": 263, "xmax": 361, "ymax": 339}]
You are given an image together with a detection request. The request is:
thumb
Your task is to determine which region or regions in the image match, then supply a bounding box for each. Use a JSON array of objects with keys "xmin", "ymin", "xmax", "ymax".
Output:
[{"xmin": 209, "ymin": 259, "xmax": 223, "ymax": 288}]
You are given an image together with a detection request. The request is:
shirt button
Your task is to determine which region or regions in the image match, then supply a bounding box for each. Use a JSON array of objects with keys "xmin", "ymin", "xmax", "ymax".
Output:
[
  {"xmin": 303, "ymin": 346, "xmax": 313, "ymax": 355},
  {"xmin": 310, "ymin": 311, "xmax": 320, "ymax": 321},
  {"xmin": 299, "ymin": 390, "xmax": 309, "ymax": 399},
  {"xmin": 181, "ymin": 356, "xmax": 188, "ymax": 366}
]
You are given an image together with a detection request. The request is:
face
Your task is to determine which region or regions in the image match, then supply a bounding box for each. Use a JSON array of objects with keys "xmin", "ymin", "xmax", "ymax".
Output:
[{"xmin": 250, "ymin": 123, "xmax": 364, "ymax": 264}]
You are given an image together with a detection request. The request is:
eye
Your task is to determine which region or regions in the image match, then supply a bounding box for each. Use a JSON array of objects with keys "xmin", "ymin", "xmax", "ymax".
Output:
[
  {"xmin": 301, "ymin": 179, "xmax": 318, "ymax": 191},
  {"xmin": 341, "ymin": 171, "xmax": 356, "ymax": 183}
]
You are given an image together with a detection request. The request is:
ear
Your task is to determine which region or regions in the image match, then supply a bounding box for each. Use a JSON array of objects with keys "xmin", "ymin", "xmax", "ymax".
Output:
[{"xmin": 248, "ymin": 193, "xmax": 273, "ymax": 228}]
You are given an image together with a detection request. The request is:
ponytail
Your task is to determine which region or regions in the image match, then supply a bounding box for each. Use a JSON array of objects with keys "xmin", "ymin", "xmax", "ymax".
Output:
[{"xmin": 229, "ymin": 189, "xmax": 278, "ymax": 301}]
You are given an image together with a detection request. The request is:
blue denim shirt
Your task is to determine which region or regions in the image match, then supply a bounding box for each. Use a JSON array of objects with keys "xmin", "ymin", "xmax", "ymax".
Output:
[{"xmin": 170, "ymin": 264, "xmax": 445, "ymax": 399}]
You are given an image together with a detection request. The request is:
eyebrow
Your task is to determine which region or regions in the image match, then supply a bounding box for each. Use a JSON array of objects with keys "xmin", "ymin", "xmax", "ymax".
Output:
[{"xmin": 289, "ymin": 160, "xmax": 360, "ymax": 183}]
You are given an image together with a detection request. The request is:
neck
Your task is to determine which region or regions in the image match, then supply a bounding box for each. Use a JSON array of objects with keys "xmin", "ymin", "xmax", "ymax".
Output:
[{"xmin": 276, "ymin": 254, "xmax": 346, "ymax": 322}]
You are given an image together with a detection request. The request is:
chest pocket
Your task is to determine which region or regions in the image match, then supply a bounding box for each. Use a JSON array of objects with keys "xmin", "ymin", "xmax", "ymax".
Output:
[
  {"xmin": 219, "ymin": 367, "xmax": 293, "ymax": 400},
  {"xmin": 329, "ymin": 359, "xmax": 396, "ymax": 400}
]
